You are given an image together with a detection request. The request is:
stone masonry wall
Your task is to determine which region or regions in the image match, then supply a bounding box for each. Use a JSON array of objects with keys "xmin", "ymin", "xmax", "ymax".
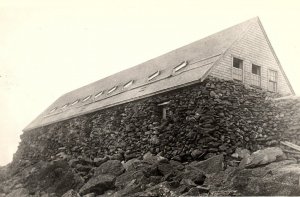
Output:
[{"xmin": 13, "ymin": 77, "xmax": 284, "ymax": 167}]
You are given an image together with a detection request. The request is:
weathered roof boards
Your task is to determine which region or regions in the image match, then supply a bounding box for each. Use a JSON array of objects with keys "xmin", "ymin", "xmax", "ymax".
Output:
[{"xmin": 24, "ymin": 17, "xmax": 294, "ymax": 131}]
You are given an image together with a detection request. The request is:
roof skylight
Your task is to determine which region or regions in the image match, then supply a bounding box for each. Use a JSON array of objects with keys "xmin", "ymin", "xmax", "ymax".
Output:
[
  {"xmin": 174, "ymin": 61, "xmax": 188, "ymax": 72},
  {"xmin": 95, "ymin": 91, "xmax": 104, "ymax": 98},
  {"xmin": 124, "ymin": 80, "xmax": 134, "ymax": 88},
  {"xmin": 50, "ymin": 107, "xmax": 57, "ymax": 113},
  {"xmin": 61, "ymin": 104, "xmax": 69, "ymax": 109},
  {"xmin": 107, "ymin": 86, "xmax": 117, "ymax": 94},
  {"xmin": 82, "ymin": 95, "xmax": 91, "ymax": 102},
  {"xmin": 148, "ymin": 71, "xmax": 160, "ymax": 81},
  {"xmin": 71, "ymin": 99, "xmax": 79, "ymax": 106}
]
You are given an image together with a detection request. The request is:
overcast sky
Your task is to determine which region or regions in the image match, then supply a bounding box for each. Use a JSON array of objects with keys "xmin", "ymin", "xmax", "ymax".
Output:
[{"xmin": 0, "ymin": 0, "xmax": 299, "ymax": 166}]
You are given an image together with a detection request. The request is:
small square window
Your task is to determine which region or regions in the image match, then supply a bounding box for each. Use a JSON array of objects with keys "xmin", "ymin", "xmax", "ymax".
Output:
[
  {"xmin": 252, "ymin": 64, "xmax": 261, "ymax": 75},
  {"xmin": 233, "ymin": 58, "xmax": 243, "ymax": 69}
]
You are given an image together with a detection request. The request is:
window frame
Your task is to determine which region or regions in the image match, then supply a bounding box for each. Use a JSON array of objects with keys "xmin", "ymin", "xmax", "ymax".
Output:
[
  {"xmin": 268, "ymin": 69, "xmax": 278, "ymax": 92},
  {"xmin": 232, "ymin": 56, "xmax": 244, "ymax": 82},
  {"xmin": 251, "ymin": 64, "xmax": 261, "ymax": 87}
]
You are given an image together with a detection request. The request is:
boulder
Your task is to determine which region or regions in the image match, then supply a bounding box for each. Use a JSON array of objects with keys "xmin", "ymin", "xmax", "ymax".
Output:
[
  {"xmin": 182, "ymin": 186, "xmax": 209, "ymax": 196},
  {"xmin": 113, "ymin": 180, "xmax": 143, "ymax": 197},
  {"xmin": 189, "ymin": 154, "xmax": 224, "ymax": 174},
  {"xmin": 239, "ymin": 147, "xmax": 286, "ymax": 168},
  {"xmin": 231, "ymin": 148, "xmax": 250, "ymax": 159},
  {"xmin": 62, "ymin": 189, "xmax": 80, "ymax": 197},
  {"xmin": 132, "ymin": 182, "xmax": 177, "ymax": 197},
  {"xmin": 23, "ymin": 160, "xmax": 84, "ymax": 196},
  {"xmin": 93, "ymin": 157, "xmax": 109, "ymax": 167},
  {"xmin": 6, "ymin": 188, "xmax": 29, "ymax": 197},
  {"xmin": 115, "ymin": 170, "xmax": 148, "ymax": 189},
  {"xmin": 180, "ymin": 166, "xmax": 206, "ymax": 185},
  {"xmin": 94, "ymin": 160, "xmax": 125, "ymax": 176},
  {"xmin": 79, "ymin": 174, "xmax": 116, "ymax": 195},
  {"xmin": 230, "ymin": 160, "xmax": 300, "ymax": 195},
  {"xmin": 122, "ymin": 158, "xmax": 141, "ymax": 171},
  {"xmin": 157, "ymin": 163, "xmax": 174, "ymax": 176},
  {"xmin": 82, "ymin": 193, "xmax": 96, "ymax": 197},
  {"xmin": 143, "ymin": 152, "xmax": 168, "ymax": 164},
  {"xmin": 191, "ymin": 149, "xmax": 204, "ymax": 159}
]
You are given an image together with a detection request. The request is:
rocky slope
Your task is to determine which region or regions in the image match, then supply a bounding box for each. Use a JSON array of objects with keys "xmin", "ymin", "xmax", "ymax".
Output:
[{"xmin": 2, "ymin": 148, "xmax": 300, "ymax": 196}]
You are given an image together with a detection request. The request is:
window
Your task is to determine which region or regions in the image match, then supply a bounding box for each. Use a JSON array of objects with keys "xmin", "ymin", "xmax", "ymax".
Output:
[
  {"xmin": 124, "ymin": 80, "xmax": 134, "ymax": 88},
  {"xmin": 107, "ymin": 86, "xmax": 117, "ymax": 94},
  {"xmin": 251, "ymin": 64, "xmax": 261, "ymax": 87},
  {"xmin": 158, "ymin": 101, "xmax": 170, "ymax": 120},
  {"xmin": 232, "ymin": 57, "xmax": 243, "ymax": 81},
  {"xmin": 82, "ymin": 95, "xmax": 91, "ymax": 102},
  {"xmin": 174, "ymin": 61, "xmax": 188, "ymax": 72},
  {"xmin": 268, "ymin": 70, "xmax": 277, "ymax": 92},
  {"xmin": 71, "ymin": 99, "xmax": 79, "ymax": 106},
  {"xmin": 148, "ymin": 70, "xmax": 160, "ymax": 81},
  {"xmin": 95, "ymin": 91, "xmax": 103, "ymax": 98}
]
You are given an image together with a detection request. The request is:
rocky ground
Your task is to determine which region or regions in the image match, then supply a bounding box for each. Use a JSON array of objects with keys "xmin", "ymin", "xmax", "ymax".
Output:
[{"xmin": 1, "ymin": 147, "xmax": 300, "ymax": 196}]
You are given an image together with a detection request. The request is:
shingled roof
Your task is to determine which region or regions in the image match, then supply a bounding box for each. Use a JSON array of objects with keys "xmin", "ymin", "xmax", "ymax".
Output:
[{"xmin": 24, "ymin": 17, "xmax": 261, "ymax": 131}]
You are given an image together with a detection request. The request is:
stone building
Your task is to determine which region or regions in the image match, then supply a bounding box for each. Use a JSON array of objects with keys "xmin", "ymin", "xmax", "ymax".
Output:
[
  {"xmin": 24, "ymin": 17, "xmax": 294, "ymax": 132},
  {"xmin": 15, "ymin": 17, "xmax": 298, "ymax": 166}
]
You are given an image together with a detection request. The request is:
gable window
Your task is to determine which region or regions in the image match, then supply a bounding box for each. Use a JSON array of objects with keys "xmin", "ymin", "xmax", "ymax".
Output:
[
  {"xmin": 251, "ymin": 64, "xmax": 261, "ymax": 87},
  {"xmin": 174, "ymin": 61, "xmax": 188, "ymax": 72},
  {"xmin": 268, "ymin": 70, "xmax": 277, "ymax": 92},
  {"xmin": 82, "ymin": 95, "xmax": 91, "ymax": 102},
  {"xmin": 95, "ymin": 91, "xmax": 103, "ymax": 98},
  {"xmin": 232, "ymin": 57, "xmax": 243, "ymax": 81},
  {"xmin": 107, "ymin": 86, "xmax": 117, "ymax": 94},
  {"xmin": 148, "ymin": 70, "xmax": 160, "ymax": 81},
  {"xmin": 124, "ymin": 80, "xmax": 134, "ymax": 88}
]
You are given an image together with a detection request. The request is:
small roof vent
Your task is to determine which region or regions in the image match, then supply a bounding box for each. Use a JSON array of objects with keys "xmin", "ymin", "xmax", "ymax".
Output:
[
  {"xmin": 107, "ymin": 86, "xmax": 117, "ymax": 94},
  {"xmin": 82, "ymin": 95, "xmax": 91, "ymax": 102},
  {"xmin": 95, "ymin": 91, "xmax": 104, "ymax": 98},
  {"xmin": 174, "ymin": 61, "xmax": 188, "ymax": 72},
  {"xmin": 124, "ymin": 80, "xmax": 134, "ymax": 88},
  {"xmin": 148, "ymin": 70, "xmax": 160, "ymax": 81},
  {"xmin": 61, "ymin": 103, "xmax": 69, "ymax": 109},
  {"xmin": 71, "ymin": 99, "xmax": 79, "ymax": 106},
  {"xmin": 50, "ymin": 107, "xmax": 57, "ymax": 113}
]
